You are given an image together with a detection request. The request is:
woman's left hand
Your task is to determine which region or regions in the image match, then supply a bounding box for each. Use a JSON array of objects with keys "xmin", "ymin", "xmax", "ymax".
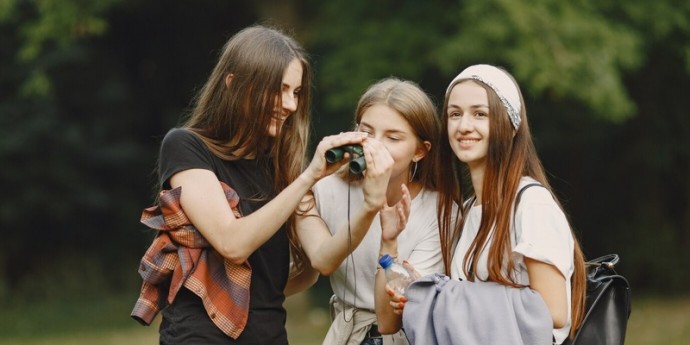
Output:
[{"xmin": 360, "ymin": 138, "xmax": 394, "ymax": 212}]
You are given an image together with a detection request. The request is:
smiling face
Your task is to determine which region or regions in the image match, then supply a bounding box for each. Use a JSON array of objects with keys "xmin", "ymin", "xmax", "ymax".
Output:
[
  {"xmin": 446, "ymin": 81, "xmax": 491, "ymax": 171},
  {"xmin": 268, "ymin": 58, "xmax": 303, "ymax": 137},
  {"xmin": 358, "ymin": 103, "xmax": 427, "ymax": 183}
]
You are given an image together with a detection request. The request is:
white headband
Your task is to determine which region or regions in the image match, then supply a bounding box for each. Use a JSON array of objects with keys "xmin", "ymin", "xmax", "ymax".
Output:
[{"xmin": 446, "ymin": 64, "xmax": 522, "ymax": 129}]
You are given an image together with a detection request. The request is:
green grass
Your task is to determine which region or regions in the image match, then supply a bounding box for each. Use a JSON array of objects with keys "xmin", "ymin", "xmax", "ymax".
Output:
[
  {"xmin": 625, "ymin": 295, "xmax": 690, "ymax": 345},
  {"xmin": 0, "ymin": 292, "xmax": 329, "ymax": 345},
  {"xmin": 0, "ymin": 293, "xmax": 687, "ymax": 344}
]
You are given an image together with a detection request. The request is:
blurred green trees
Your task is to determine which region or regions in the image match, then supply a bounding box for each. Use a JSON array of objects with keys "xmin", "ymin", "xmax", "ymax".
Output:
[{"xmin": 0, "ymin": 0, "xmax": 688, "ymax": 304}]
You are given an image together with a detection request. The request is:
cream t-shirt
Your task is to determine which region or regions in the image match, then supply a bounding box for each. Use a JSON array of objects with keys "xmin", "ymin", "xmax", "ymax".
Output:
[
  {"xmin": 314, "ymin": 174, "xmax": 444, "ymax": 311},
  {"xmin": 450, "ymin": 177, "xmax": 574, "ymax": 344}
]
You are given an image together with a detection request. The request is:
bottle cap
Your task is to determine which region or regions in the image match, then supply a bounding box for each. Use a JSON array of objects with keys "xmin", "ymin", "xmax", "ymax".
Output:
[{"xmin": 378, "ymin": 254, "xmax": 394, "ymax": 269}]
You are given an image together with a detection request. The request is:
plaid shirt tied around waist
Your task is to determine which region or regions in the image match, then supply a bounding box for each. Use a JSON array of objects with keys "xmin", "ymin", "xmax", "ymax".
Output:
[{"xmin": 131, "ymin": 182, "xmax": 251, "ymax": 339}]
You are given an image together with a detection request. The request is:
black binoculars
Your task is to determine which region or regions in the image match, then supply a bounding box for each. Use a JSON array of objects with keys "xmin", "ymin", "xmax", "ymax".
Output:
[{"xmin": 325, "ymin": 144, "xmax": 367, "ymax": 174}]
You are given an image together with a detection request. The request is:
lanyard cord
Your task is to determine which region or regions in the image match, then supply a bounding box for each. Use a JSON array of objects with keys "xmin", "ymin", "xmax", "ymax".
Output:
[{"xmin": 341, "ymin": 171, "xmax": 357, "ymax": 322}]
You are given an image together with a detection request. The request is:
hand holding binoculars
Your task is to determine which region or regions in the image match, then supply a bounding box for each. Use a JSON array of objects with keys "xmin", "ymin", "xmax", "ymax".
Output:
[{"xmin": 325, "ymin": 144, "xmax": 367, "ymax": 174}]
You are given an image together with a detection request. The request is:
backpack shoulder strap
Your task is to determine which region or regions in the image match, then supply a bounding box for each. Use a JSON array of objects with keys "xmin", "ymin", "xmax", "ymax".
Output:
[
  {"xmin": 513, "ymin": 182, "xmax": 546, "ymax": 244},
  {"xmin": 462, "ymin": 195, "xmax": 477, "ymax": 216},
  {"xmin": 514, "ymin": 183, "xmax": 545, "ymax": 213}
]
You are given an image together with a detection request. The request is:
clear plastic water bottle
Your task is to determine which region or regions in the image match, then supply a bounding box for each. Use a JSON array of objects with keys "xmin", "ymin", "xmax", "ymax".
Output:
[{"xmin": 379, "ymin": 254, "xmax": 415, "ymax": 295}]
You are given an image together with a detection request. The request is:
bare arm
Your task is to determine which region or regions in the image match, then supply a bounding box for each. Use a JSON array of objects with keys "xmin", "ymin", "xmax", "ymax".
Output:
[
  {"xmin": 525, "ymin": 257, "xmax": 568, "ymax": 328},
  {"xmin": 375, "ymin": 269, "xmax": 403, "ymax": 333},
  {"xmin": 296, "ymin": 201, "xmax": 379, "ymax": 275},
  {"xmin": 284, "ymin": 261, "xmax": 320, "ymax": 296},
  {"xmin": 375, "ymin": 184, "xmax": 411, "ymax": 334},
  {"xmin": 171, "ymin": 132, "xmax": 368, "ymax": 264},
  {"xmin": 296, "ymin": 138, "xmax": 394, "ymax": 276}
]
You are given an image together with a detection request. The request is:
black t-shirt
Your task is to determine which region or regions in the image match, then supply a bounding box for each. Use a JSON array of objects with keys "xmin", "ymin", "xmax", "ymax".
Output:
[{"xmin": 158, "ymin": 128, "xmax": 290, "ymax": 344}]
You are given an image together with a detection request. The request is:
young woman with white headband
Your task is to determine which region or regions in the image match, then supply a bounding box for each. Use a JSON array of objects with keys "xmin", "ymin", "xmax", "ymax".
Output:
[{"xmin": 382, "ymin": 64, "xmax": 586, "ymax": 344}]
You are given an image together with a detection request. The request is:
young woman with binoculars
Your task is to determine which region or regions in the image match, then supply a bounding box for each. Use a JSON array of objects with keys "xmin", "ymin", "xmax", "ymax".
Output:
[{"xmin": 295, "ymin": 77, "xmax": 445, "ymax": 345}]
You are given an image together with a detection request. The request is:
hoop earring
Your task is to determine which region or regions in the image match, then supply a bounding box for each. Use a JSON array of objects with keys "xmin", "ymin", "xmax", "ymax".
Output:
[{"xmin": 409, "ymin": 160, "xmax": 418, "ymax": 182}]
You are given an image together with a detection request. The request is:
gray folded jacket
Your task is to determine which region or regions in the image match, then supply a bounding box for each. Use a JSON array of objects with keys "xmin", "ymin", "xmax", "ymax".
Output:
[{"xmin": 402, "ymin": 273, "xmax": 553, "ymax": 345}]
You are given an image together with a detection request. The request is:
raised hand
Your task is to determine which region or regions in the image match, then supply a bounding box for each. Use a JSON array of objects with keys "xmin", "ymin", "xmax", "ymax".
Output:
[
  {"xmin": 380, "ymin": 184, "xmax": 411, "ymax": 242},
  {"xmin": 304, "ymin": 132, "xmax": 368, "ymax": 183},
  {"xmin": 360, "ymin": 138, "xmax": 394, "ymax": 212}
]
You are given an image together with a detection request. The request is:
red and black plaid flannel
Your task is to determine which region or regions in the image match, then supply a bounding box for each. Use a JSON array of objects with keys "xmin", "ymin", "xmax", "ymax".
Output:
[{"xmin": 131, "ymin": 182, "xmax": 251, "ymax": 339}]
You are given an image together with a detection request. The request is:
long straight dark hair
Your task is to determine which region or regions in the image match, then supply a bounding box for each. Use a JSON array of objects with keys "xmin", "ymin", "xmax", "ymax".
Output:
[{"xmin": 182, "ymin": 24, "xmax": 312, "ymax": 271}]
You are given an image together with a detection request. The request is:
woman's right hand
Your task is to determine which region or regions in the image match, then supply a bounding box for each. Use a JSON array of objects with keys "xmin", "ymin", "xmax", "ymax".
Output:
[
  {"xmin": 385, "ymin": 284, "xmax": 407, "ymax": 316},
  {"xmin": 303, "ymin": 132, "xmax": 368, "ymax": 183},
  {"xmin": 360, "ymin": 138, "xmax": 394, "ymax": 212}
]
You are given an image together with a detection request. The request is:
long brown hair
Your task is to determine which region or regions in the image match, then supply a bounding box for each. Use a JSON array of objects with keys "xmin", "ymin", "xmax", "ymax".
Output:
[
  {"xmin": 437, "ymin": 71, "xmax": 586, "ymax": 338},
  {"xmin": 350, "ymin": 77, "xmax": 440, "ymax": 189},
  {"xmin": 182, "ymin": 25, "xmax": 312, "ymax": 271}
]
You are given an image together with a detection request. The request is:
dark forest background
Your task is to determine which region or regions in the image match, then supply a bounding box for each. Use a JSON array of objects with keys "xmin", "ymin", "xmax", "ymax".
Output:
[{"xmin": 1, "ymin": 0, "xmax": 689, "ymax": 312}]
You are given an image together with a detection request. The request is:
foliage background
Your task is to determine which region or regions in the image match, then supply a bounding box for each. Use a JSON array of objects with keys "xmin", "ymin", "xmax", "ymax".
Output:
[{"xmin": 0, "ymin": 0, "xmax": 689, "ymax": 340}]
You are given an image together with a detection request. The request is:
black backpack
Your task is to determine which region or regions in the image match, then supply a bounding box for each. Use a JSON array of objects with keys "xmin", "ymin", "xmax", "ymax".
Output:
[
  {"xmin": 562, "ymin": 254, "xmax": 631, "ymax": 345},
  {"xmin": 516, "ymin": 184, "xmax": 632, "ymax": 345}
]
